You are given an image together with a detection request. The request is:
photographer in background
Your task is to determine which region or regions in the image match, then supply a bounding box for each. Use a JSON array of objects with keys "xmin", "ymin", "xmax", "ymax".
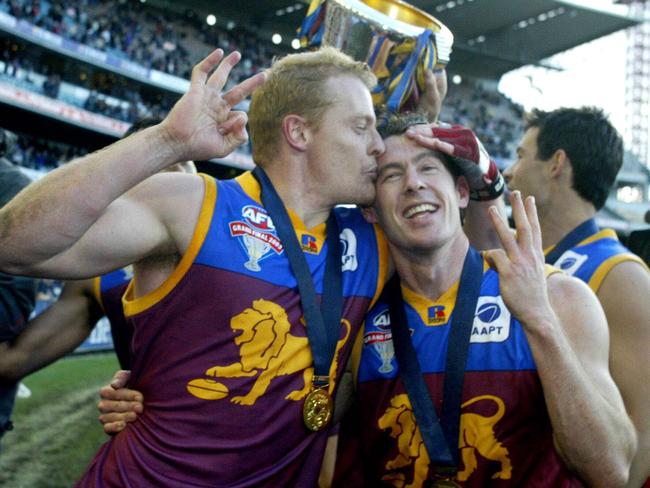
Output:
[{"xmin": 0, "ymin": 128, "xmax": 38, "ymax": 450}]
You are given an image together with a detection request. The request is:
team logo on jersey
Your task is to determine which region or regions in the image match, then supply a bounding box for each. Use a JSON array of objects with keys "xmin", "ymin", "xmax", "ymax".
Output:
[
  {"xmin": 301, "ymin": 233, "xmax": 318, "ymax": 254},
  {"xmin": 186, "ymin": 299, "xmax": 352, "ymax": 405},
  {"xmin": 365, "ymin": 309, "xmax": 394, "ymax": 373},
  {"xmin": 427, "ymin": 305, "xmax": 446, "ymax": 325},
  {"xmin": 554, "ymin": 250, "xmax": 588, "ymax": 276},
  {"xmin": 470, "ymin": 296, "xmax": 510, "ymax": 343},
  {"xmin": 340, "ymin": 228, "xmax": 358, "ymax": 272},
  {"xmin": 229, "ymin": 205, "xmax": 283, "ymax": 272},
  {"xmin": 378, "ymin": 394, "xmax": 511, "ymax": 485}
]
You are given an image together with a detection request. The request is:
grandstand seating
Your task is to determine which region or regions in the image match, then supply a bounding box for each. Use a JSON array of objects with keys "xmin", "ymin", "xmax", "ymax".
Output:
[{"xmin": 0, "ymin": 0, "xmax": 527, "ymax": 174}]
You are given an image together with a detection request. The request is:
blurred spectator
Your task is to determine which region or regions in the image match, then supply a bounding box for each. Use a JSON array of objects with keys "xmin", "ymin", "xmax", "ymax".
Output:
[
  {"xmin": 0, "ymin": 128, "xmax": 38, "ymax": 451},
  {"xmin": 1, "ymin": 0, "xmax": 279, "ymax": 83},
  {"xmin": 7, "ymin": 132, "xmax": 87, "ymax": 171},
  {"xmin": 42, "ymin": 73, "xmax": 60, "ymax": 98}
]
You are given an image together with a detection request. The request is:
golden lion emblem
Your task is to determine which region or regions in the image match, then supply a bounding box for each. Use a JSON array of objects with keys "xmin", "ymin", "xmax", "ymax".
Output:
[
  {"xmin": 378, "ymin": 394, "xmax": 512, "ymax": 487},
  {"xmin": 379, "ymin": 394, "xmax": 431, "ymax": 488},
  {"xmin": 186, "ymin": 299, "xmax": 350, "ymax": 405}
]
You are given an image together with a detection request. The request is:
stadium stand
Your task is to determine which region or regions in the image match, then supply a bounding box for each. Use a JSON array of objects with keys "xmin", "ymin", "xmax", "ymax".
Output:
[{"xmin": 0, "ymin": 0, "xmax": 534, "ymax": 177}]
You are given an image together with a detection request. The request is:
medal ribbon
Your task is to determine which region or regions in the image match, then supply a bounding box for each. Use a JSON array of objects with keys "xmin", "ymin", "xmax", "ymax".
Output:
[
  {"xmin": 386, "ymin": 246, "xmax": 483, "ymax": 472},
  {"xmin": 297, "ymin": 0, "xmax": 327, "ymax": 48},
  {"xmin": 544, "ymin": 218, "xmax": 599, "ymax": 265},
  {"xmin": 372, "ymin": 29, "xmax": 438, "ymax": 112},
  {"xmin": 252, "ymin": 167, "xmax": 342, "ymax": 388}
]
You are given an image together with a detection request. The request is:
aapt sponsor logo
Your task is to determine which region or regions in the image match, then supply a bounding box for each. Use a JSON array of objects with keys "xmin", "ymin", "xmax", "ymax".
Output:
[{"xmin": 470, "ymin": 296, "xmax": 510, "ymax": 343}]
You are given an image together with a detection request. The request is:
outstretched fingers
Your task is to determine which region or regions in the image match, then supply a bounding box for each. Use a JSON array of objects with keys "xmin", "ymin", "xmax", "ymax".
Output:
[
  {"xmin": 223, "ymin": 71, "xmax": 267, "ymax": 107},
  {"xmin": 191, "ymin": 49, "xmax": 225, "ymax": 87},
  {"xmin": 524, "ymin": 195, "xmax": 544, "ymax": 258},
  {"xmin": 206, "ymin": 51, "xmax": 242, "ymax": 94},
  {"xmin": 509, "ymin": 191, "xmax": 532, "ymax": 251},
  {"xmin": 489, "ymin": 204, "xmax": 519, "ymax": 259}
]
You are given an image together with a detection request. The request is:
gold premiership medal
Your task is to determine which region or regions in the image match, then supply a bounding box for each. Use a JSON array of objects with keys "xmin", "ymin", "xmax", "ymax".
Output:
[{"xmin": 303, "ymin": 388, "xmax": 333, "ymax": 431}]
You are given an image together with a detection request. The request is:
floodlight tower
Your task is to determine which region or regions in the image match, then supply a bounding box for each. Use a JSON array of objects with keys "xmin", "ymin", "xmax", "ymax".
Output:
[{"xmin": 621, "ymin": 0, "xmax": 650, "ymax": 167}]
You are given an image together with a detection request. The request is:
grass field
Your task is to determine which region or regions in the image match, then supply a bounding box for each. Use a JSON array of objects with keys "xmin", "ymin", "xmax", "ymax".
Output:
[{"xmin": 0, "ymin": 353, "xmax": 120, "ymax": 488}]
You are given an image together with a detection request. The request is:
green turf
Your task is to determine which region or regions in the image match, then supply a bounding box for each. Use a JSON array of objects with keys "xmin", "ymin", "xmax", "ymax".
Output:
[{"xmin": 0, "ymin": 353, "xmax": 119, "ymax": 488}]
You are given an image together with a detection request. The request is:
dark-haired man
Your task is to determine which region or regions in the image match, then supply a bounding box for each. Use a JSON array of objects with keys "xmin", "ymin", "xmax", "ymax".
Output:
[
  {"xmin": 335, "ymin": 113, "xmax": 636, "ymax": 487},
  {"xmin": 504, "ymin": 106, "xmax": 650, "ymax": 487}
]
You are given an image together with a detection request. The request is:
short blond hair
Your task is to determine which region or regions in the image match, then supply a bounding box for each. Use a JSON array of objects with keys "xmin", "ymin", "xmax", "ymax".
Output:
[{"xmin": 249, "ymin": 47, "xmax": 377, "ymax": 164}]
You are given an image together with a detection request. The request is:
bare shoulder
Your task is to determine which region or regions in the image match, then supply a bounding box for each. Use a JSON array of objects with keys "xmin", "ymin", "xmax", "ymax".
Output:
[
  {"xmin": 597, "ymin": 259, "xmax": 650, "ymax": 314},
  {"xmin": 128, "ymin": 171, "xmax": 205, "ymax": 228},
  {"xmin": 546, "ymin": 271, "xmax": 601, "ymax": 310},
  {"xmin": 546, "ymin": 272, "xmax": 609, "ymax": 355}
]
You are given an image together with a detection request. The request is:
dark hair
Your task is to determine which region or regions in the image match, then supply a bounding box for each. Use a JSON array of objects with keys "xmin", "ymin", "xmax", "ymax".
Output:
[
  {"xmin": 525, "ymin": 107, "xmax": 622, "ymax": 210},
  {"xmin": 123, "ymin": 117, "xmax": 163, "ymax": 139},
  {"xmin": 376, "ymin": 111, "xmax": 463, "ymax": 181}
]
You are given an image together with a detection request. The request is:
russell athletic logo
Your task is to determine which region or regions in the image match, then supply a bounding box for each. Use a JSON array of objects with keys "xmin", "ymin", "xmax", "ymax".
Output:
[
  {"xmin": 301, "ymin": 234, "xmax": 318, "ymax": 254},
  {"xmin": 470, "ymin": 296, "xmax": 510, "ymax": 343},
  {"xmin": 230, "ymin": 205, "xmax": 283, "ymax": 272},
  {"xmin": 427, "ymin": 305, "xmax": 446, "ymax": 325}
]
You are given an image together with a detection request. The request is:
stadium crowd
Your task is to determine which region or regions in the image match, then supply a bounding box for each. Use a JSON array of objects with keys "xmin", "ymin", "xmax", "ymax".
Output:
[{"xmin": 1, "ymin": 0, "xmax": 526, "ymax": 168}]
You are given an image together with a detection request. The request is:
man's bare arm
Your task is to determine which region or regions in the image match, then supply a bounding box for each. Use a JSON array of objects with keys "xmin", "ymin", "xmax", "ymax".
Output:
[
  {"xmin": 0, "ymin": 50, "xmax": 265, "ymax": 278},
  {"xmin": 0, "ymin": 279, "xmax": 102, "ymax": 382},
  {"xmin": 597, "ymin": 261, "xmax": 650, "ymax": 487},
  {"xmin": 485, "ymin": 192, "xmax": 636, "ymax": 487}
]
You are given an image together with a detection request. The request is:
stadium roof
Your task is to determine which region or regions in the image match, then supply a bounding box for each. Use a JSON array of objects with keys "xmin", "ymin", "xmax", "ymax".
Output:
[{"xmin": 161, "ymin": 0, "xmax": 641, "ymax": 79}]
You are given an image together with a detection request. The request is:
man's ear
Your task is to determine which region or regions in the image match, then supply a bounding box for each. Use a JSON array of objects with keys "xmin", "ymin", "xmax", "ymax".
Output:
[
  {"xmin": 281, "ymin": 115, "xmax": 309, "ymax": 152},
  {"xmin": 457, "ymin": 175, "xmax": 470, "ymax": 209},
  {"xmin": 549, "ymin": 149, "xmax": 569, "ymax": 179},
  {"xmin": 361, "ymin": 206, "xmax": 379, "ymax": 224}
]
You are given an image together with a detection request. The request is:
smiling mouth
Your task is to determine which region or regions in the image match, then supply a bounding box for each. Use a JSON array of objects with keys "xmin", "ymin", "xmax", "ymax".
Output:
[{"xmin": 403, "ymin": 203, "xmax": 438, "ymax": 219}]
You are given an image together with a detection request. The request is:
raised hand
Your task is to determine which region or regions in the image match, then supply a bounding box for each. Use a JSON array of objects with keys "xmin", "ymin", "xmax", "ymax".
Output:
[
  {"xmin": 483, "ymin": 191, "xmax": 554, "ymax": 329},
  {"xmin": 160, "ymin": 49, "xmax": 267, "ymax": 163},
  {"xmin": 406, "ymin": 124, "xmax": 505, "ymax": 201},
  {"xmin": 416, "ymin": 68, "xmax": 447, "ymax": 123}
]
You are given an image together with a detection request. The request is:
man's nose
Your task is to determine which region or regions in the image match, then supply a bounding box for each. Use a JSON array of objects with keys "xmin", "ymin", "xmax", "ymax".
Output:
[
  {"xmin": 403, "ymin": 166, "xmax": 425, "ymax": 192},
  {"xmin": 370, "ymin": 129, "xmax": 385, "ymax": 157}
]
